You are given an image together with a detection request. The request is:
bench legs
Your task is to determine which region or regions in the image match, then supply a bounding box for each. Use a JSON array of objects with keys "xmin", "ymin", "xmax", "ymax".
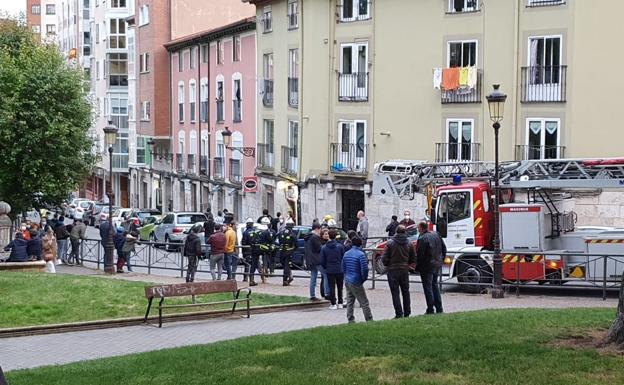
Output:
[
  {"xmin": 158, "ymin": 298, "xmax": 165, "ymax": 328},
  {"xmin": 144, "ymin": 297, "xmax": 154, "ymax": 323}
]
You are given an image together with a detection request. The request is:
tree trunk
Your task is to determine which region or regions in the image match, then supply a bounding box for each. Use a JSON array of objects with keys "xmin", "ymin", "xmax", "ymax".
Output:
[{"xmin": 606, "ymin": 274, "xmax": 624, "ymax": 346}]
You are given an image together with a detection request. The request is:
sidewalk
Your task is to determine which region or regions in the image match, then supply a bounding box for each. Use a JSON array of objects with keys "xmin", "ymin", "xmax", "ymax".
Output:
[{"xmin": 0, "ymin": 266, "xmax": 617, "ymax": 372}]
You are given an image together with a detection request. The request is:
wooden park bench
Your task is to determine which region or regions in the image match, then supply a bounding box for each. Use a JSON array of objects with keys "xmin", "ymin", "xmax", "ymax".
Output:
[
  {"xmin": 144, "ymin": 280, "xmax": 252, "ymax": 328},
  {"xmin": 0, "ymin": 260, "xmax": 46, "ymax": 272}
]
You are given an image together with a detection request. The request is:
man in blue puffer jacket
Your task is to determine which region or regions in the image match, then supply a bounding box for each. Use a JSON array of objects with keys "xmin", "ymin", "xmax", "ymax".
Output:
[
  {"xmin": 341, "ymin": 237, "xmax": 373, "ymax": 323},
  {"xmin": 320, "ymin": 229, "xmax": 345, "ymax": 310},
  {"xmin": 4, "ymin": 232, "xmax": 29, "ymax": 262}
]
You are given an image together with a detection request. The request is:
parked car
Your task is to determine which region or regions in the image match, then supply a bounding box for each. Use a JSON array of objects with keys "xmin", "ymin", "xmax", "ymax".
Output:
[
  {"xmin": 84, "ymin": 202, "xmax": 106, "ymax": 226},
  {"xmin": 371, "ymin": 224, "xmax": 419, "ymax": 274},
  {"xmin": 122, "ymin": 209, "xmax": 162, "ymax": 232},
  {"xmin": 66, "ymin": 198, "xmax": 89, "ymax": 219},
  {"xmin": 73, "ymin": 200, "xmax": 94, "ymax": 221},
  {"xmin": 138, "ymin": 215, "xmax": 163, "ymax": 241},
  {"xmin": 153, "ymin": 212, "xmax": 208, "ymax": 251},
  {"xmin": 94, "ymin": 205, "xmax": 120, "ymax": 228},
  {"xmin": 111, "ymin": 208, "xmax": 133, "ymax": 229}
]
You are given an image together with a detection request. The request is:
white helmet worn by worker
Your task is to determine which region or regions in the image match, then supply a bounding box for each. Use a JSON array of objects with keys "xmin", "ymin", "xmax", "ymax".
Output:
[
  {"xmin": 260, "ymin": 216, "xmax": 271, "ymax": 226},
  {"xmin": 326, "ymin": 219, "xmax": 337, "ymax": 228}
]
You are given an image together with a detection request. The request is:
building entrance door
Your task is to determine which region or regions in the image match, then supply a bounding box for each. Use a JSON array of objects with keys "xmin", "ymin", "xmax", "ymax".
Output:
[{"xmin": 341, "ymin": 189, "xmax": 364, "ymax": 232}]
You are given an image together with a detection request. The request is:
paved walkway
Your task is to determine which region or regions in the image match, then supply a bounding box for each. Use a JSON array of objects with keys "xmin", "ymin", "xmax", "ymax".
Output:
[{"xmin": 0, "ymin": 266, "xmax": 617, "ymax": 372}]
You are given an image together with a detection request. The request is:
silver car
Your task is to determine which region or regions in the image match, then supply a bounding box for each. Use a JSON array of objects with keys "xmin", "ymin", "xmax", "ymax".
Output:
[{"xmin": 153, "ymin": 212, "xmax": 208, "ymax": 251}]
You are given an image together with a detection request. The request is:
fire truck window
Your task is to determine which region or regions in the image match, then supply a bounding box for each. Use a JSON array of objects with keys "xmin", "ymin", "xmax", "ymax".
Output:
[
  {"xmin": 482, "ymin": 191, "xmax": 489, "ymax": 212},
  {"xmin": 440, "ymin": 191, "xmax": 471, "ymax": 224}
]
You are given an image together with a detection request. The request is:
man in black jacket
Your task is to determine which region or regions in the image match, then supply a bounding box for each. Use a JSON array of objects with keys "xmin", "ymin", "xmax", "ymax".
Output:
[
  {"xmin": 184, "ymin": 225, "xmax": 203, "ymax": 283},
  {"xmin": 203, "ymin": 209, "xmax": 215, "ymax": 242},
  {"xmin": 304, "ymin": 223, "xmax": 324, "ymax": 300},
  {"xmin": 416, "ymin": 221, "xmax": 446, "ymax": 314},
  {"xmin": 382, "ymin": 225, "xmax": 416, "ymax": 318}
]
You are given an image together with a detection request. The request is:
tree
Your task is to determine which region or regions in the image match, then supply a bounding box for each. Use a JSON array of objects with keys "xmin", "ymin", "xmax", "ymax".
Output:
[
  {"xmin": 606, "ymin": 275, "xmax": 624, "ymax": 348},
  {"xmin": 0, "ymin": 18, "xmax": 96, "ymax": 218}
]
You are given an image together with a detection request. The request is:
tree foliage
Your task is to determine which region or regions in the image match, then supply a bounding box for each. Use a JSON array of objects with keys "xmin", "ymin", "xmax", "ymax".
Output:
[{"xmin": 0, "ymin": 18, "xmax": 96, "ymax": 217}]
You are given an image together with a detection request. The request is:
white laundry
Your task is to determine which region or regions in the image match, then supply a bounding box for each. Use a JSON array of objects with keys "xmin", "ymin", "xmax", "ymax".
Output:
[
  {"xmin": 467, "ymin": 67, "xmax": 478, "ymax": 89},
  {"xmin": 433, "ymin": 68, "xmax": 442, "ymax": 89}
]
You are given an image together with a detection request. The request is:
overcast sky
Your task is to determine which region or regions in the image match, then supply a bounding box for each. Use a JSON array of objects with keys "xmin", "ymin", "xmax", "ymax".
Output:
[{"xmin": 0, "ymin": 0, "xmax": 26, "ymax": 16}]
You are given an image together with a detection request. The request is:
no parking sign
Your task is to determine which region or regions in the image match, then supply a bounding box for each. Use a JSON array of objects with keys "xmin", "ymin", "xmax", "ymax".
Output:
[{"xmin": 243, "ymin": 177, "xmax": 258, "ymax": 193}]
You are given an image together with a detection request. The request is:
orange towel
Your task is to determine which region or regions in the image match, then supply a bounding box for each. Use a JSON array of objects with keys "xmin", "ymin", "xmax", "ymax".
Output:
[{"xmin": 442, "ymin": 68, "xmax": 460, "ymax": 91}]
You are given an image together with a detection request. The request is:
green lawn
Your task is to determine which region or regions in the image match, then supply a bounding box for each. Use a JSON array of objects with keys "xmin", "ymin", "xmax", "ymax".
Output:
[
  {"xmin": 0, "ymin": 272, "xmax": 305, "ymax": 328},
  {"xmin": 6, "ymin": 308, "xmax": 623, "ymax": 385}
]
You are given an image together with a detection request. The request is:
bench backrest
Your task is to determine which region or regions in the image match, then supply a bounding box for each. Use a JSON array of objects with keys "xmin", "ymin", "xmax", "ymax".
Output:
[{"xmin": 145, "ymin": 280, "xmax": 238, "ymax": 299}]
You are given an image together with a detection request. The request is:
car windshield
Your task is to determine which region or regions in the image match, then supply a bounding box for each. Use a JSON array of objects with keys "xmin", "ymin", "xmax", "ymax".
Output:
[
  {"xmin": 79, "ymin": 201, "xmax": 91, "ymax": 208},
  {"xmin": 137, "ymin": 212, "xmax": 154, "ymax": 220},
  {"xmin": 178, "ymin": 214, "xmax": 207, "ymax": 224}
]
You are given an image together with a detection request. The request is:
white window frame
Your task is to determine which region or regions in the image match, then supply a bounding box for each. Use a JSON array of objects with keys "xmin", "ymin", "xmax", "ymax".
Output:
[
  {"xmin": 141, "ymin": 101, "xmax": 151, "ymax": 121},
  {"xmin": 447, "ymin": 39, "xmax": 478, "ymax": 68},
  {"xmin": 139, "ymin": 5, "xmax": 149, "ymax": 26},
  {"xmin": 215, "ymin": 74, "xmax": 225, "ymax": 122},
  {"xmin": 339, "ymin": 0, "xmax": 371, "ymax": 22},
  {"xmin": 178, "ymin": 131, "xmax": 185, "ymax": 159},
  {"xmin": 527, "ymin": 35, "xmax": 562, "ymax": 68},
  {"xmin": 108, "ymin": 18, "xmax": 126, "ymax": 49},
  {"xmin": 139, "ymin": 52, "xmax": 149, "ymax": 73},
  {"xmin": 526, "ymin": 35, "xmax": 563, "ymax": 101},
  {"xmin": 216, "ymin": 40, "xmax": 224, "ymax": 65},
  {"xmin": 110, "ymin": 0, "xmax": 127, "ymax": 8},
  {"xmin": 525, "ymin": 118, "xmax": 561, "ymax": 160},
  {"xmin": 336, "ymin": 119, "xmax": 367, "ymax": 172},
  {"xmin": 288, "ymin": 120, "xmax": 299, "ymax": 172},
  {"xmin": 339, "ymin": 42, "xmax": 368, "ymax": 100},
  {"xmin": 262, "ymin": 6, "xmax": 273, "ymax": 33},
  {"xmin": 445, "ymin": 119, "xmax": 475, "ymax": 162},
  {"xmin": 190, "ymin": 47, "xmax": 197, "ymax": 69},
  {"xmin": 232, "ymin": 73, "xmax": 243, "ymax": 122},
  {"xmin": 189, "ymin": 79, "xmax": 197, "ymax": 123},
  {"xmin": 189, "ymin": 130, "xmax": 197, "ymax": 155},
  {"xmin": 287, "ymin": 0, "xmax": 299, "ymax": 30},
  {"xmin": 178, "ymin": 81, "xmax": 185, "ymax": 123},
  {"xmin": 200, "ymin": 77, "xmax": 208, "ymax": 123},
  {"xmin": 448, "ymin": 0, "xmax": 480, "ymax": 13}
]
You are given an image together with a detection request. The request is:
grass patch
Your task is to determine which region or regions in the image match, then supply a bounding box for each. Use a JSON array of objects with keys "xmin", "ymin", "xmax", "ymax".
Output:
[
  {"xmin": 0, "ymin": 272, "xmax": 305, "ymax": 328},
  {"xmin": 6, "ymin": 308, "xmax": 624, "ymax": 385}
]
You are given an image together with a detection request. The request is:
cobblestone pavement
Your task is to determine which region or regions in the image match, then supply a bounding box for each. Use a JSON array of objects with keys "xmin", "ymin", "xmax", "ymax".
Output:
[{"xmin": 0, "ymin": 265, "xmax": 617, "ymax": 372}]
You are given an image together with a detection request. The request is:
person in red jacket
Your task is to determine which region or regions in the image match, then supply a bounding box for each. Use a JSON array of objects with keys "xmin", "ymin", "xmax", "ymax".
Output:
[{"xmin": 207, "ymin": 224, "xmax": 226, "ymax": 280}]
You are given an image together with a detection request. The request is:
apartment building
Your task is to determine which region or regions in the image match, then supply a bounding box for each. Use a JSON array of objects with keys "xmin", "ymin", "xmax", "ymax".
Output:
[
  {"xmin": 245, "ymin": 0, "xmax": 624, "ymax": 234},
  {"xmin": 26, "ymin": 0, "xmax": 59, "ymax": 41},
  {"xmin": 164, "ymin": 18, "xmax": 257, "ymax": 218}
]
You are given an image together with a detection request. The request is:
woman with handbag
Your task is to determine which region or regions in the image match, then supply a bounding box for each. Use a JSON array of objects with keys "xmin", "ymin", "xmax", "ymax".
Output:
[{"xmin": 42, "ymin": 228, "xmax": 58, "ymax": 273}]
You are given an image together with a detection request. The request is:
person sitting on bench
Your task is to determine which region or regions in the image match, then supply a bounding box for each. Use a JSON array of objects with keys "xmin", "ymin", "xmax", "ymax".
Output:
[{"xmin": 4, "ymin": 232, "xmax": 29, "ymax": 262}]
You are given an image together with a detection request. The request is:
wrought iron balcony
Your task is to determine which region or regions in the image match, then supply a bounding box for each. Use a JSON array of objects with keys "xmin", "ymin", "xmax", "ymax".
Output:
[
  {"xmin": 187, "ymin": 154, "xmax": 196, "ymax": 174},
  {"xmin": 515, "ymin": 145, "xmax": 566, "ymax": 161},
  {"xmin": 338, "ymin": 72, "xmax": 369, "ymax": 102},
  {"xmin": 330, "ymin": 143, "xmax": 368, "ymax": 174},
  {"xmin": 526, "ymin": 0, "xmax": 565, "ymax": 7},
  {"xmin": 281, "ymin": 145, "xmax": 297, "ymax": 175},
  {"xmin": 435, "ymin": 142, "xmax": 481, "ymax": 162},
  {"xmin": 229, "ymin": 159, "xmax": 242, "ymax": 184},
  {"xmin": 175, "ymin": 153, "xmax": 184, "ymax": 172},
  {"xmin": 213, "ymin": 157, "xmax": 224, "ymax": 180},
  {"xmin": 263, "ymin": 79, "xmax": 273, "ymax": 107},
  {"xmin": 288, "ymin": 77, "xmax": 298, "ymax": 107},
  {"xmin": 521, "ymin": 65, "xmax": 567, "ymax": 103},
  {"xmin": 257, "ymin": 143, "xmax": 274, "ymax": 170},
  {"xmin": 337, "ymin": 1, "xmax": 372, "ymax": 22},
  {"xmin": 440, "ymin": 70, "xmax": 482, "ymax": 104}
]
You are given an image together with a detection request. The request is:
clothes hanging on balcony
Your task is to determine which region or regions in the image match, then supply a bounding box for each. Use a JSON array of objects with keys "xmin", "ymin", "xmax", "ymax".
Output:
[
  {"xmin": 441, "ymin": 68, "xmax": 460, "ymax": 91},
  {"xmin": 432, "ymin": 68, "xmax": 442, "ymax": 89},
  {"xmin": 467, "ymin": 67, "xmax": 477, "ymax": 88},
  {"xmin": 459, "ymin": 67, "xmax": 469, "ymax": 86}
]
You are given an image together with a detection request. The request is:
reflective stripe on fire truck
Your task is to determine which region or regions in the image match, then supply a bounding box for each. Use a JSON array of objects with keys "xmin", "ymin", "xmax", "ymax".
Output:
[
  {"xmin": 585, "ymin": 239, "xmax": 624, "ymax": 244},
  {"xmin": 473, "ymin": 217, "xmax": 482, "ymax": 228},
  {"xmin": 502, "ymin": 255, "xmax": 544, "ymax": 263},
  {"xmin": 473, "ymin": 200, "xmax": 481, "ymax": 211}
]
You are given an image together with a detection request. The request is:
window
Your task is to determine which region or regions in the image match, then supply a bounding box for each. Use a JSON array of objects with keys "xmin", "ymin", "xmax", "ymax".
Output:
[
  {"xmin": 448, "ymin": 40, "xmax": 477, "ymax": 67},
  {"xmin": 190, "ymin": 47, "xmax": 196, "ymax": 69},
  {"xmin": 446, "ymin": 119, "xmax": 474, "ymax": 161},
  {"xmin": 262, "ymin": 119, "xmax": 274, "ymax": 167},
  {"xmin": 287, "ymin": 0, "xmax": 298, "ymax": 29},
  {"xmin": 339, "ymin": 42, "xmax": 368, "ymax": 101},
  {"xmin": 525, "ymin": 119, "xmax": 560, "ymax": 159},
  {"xmin": 262, "ymin": 6, "xmax": 272, "ymax": 33},
  {"xmin": 216, "ymin": 40, "xmax": 224, "ymax": 65},
  {"xmin": 178, "ymin": 51, "xmax": 183, "ymax": 71},
  {"xmin": 263, "ymin": 120, "xmax": 274, "ymax": 154},
  {"xmin": 263, "ymin": 53, "xmax": 274, "ymax": 107},
  {"xmin": 112, "ymin": 132, "xmax": 129, "ymax": 169},
  {"xmin": 96, "ymin": 23, "xmax": 99, "ymax": 43},
  {"xmin": 139, "ymin": 53, "xmax": 149, "ymax": 73},
  {"xmin": 232, "ymin": 76, "xmax": 242, "ymax": 122},
  {"xmin": 233, "ymin": 35, "xmax": 241, "ymax": 62},
  {"xmin": 108, "ymin": 93, "xmax": 129, "ymax": 130},
  {"xmin": 340, "ymin": 0, "xmax": 370, "ymax": 22},
  {"xmin": 136, "ymin": 137, "xmax": 146, "ymax": 164},
  {"xmin": 46, "ymin": 24, "xmax": 56, "ymax": 34},
  {"xmin": 141, "ymin": 101, "xmax": 150, "ymax": 121},
  {"xmin": 216, "ymin": 78, "xmax": 224, "ymax": 122},
  {"xmin": 178, "ymin": 82, "xmax": 185, "ymax": 122},
  {"xmin": 107, "ymin": 53, "xmax": 128, "ymax": 86},
  {"xmin": 31, "ymin": 4, "xmax": 41, "ymax": 14},
  {"xmin": 108, "ymin": 18, "xmax": 127, "ymax": 49},
  {"xmin": 189, "ymin": 80, "xmax": 196, "ymax": 123},
  {"xmin": 448, "ymin": 0, "xmax": 479, "ymax": 13},
  {"xmin": 139, "ymin": 5, "xmax": 149, "ymax": 26},
  {"xmin": 287, "ymin": 120, "xmax": 299, "ymax": 172},
  {"xmin": 201, "ymin": 45, "xmax": 208, "ymax": 63},
  {"xmin": 437, "ymin": 191, "xmax": 472, "ymax": 225},
  {"xmin": 200, "ymin": 78, "xmax": 208, "ymax": 123},
  {"xmin": 96, "ymin": 60, "xmax": 100, "ymax": 80},
  {"xmin": 335, "ymin": 120, "xmax": 367, "ymax": 172},
  {"xmin": 288, "ymin": 49, "xmax": 299, "ymax": 107},
  {"xmin": 46, "ymin": 4, "xmax": 56, "ymax": 14},
  {"xmin": 528, "ymin": 36, "xmax": 561, "ymax": 83},
  {"xmin": 111, "ymin": 0, "xmax": 126, "ymax": 8},
  {"xmin": 31, "ymin": 25, "xmax": 41, "ymax": 34}
]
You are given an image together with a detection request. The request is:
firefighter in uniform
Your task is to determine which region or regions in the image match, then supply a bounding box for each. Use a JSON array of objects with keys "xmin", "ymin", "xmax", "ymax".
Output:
[
  {"xmin": 277, "ymin": 219, "xmax": 297, "ymax": 286},
  {"xmin": 259, "ymin": 216, "xmax": 275, "ymax": 276},
  {"xmin": 240, "ymin": 219, "xmax": 255, "ymax": 282}
]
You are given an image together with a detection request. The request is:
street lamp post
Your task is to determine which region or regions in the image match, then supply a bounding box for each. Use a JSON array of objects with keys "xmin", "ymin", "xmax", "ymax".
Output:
[
  {"xmin": 221, "ymin": 126, "xmax": 256, "ymax": 158},
  {"xmin": 486, "ymin": 84, "xmax": 507, "ymax": 299},
  {"xmin": 103, "ymin": 121, "xmax": 119, "ymax": 274}
]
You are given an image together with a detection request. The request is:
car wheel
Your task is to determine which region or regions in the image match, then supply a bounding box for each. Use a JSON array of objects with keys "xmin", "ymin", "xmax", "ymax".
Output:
[
  {"xmin": 165, "ymin": 234, "xmax": 174, "ymax": 252},
  {"xmin": 456, "ymin": 256, "xmax": 493, "ymax": 293}
]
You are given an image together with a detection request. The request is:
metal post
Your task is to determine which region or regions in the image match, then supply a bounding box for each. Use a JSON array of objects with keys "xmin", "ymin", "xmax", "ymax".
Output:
[
  {"xmin": 491, "ymin": 122, "xmax": 504, "ymax": 298},
  {"xmin": 148, "ymin": 242, "xmax": 152, "ymax": 275},
  {"xmin": 603, "ymin": 255, "xmax": 608, "ymax": 301},
  {"xmin": 371, "ymin": 250, "xmax": 376, "ymax": 290},
  {"xmin": 104, "ymin": 146, "xmax": 116, "ymax": 274}
]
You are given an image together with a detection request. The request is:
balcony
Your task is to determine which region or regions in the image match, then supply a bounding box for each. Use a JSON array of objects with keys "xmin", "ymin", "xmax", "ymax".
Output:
[
  {"xmin": 213, "ymin": 157, "xmax": 225, "ymax": 180},
  {"xmin": 338, "ymin": 1, "xmax": 372, "ymax": 22},
  {"xmin": 187, "ymin": 154, "xmax": 196, "ymax": 174},
  {"xmin": 175, "ymin": 154, "xmax": 184, "ymax": 172},
  {"xmin": 200, "ymin": 155, "xmax": 209, "ymax": 175},
  {"xmin": 447, "ymin": 0, "xmax": 480, "ymax": 13},
  {"xmin": 288, "ymin": 77, "xmax": 298, "ymax": 107},
  {"xmin": 112, "ymin": 154, "xmax": 129, "ymax": 171},
  {"xmin": 515, "ymin": 145, "xmax": 565, "ymax": 161},
  {"xmin": 233, "ymin": 100, "xmax": 242, "ymax": 122},
  {"xmin": 281, "ymin": 145, "xmax": 297, "ymax": 175},
  {"xmin": 435, "ymin": 142, "xmax": 481, "ymax": 162},
  {"xmin": 257, "ymin": 143, "xmax": 274, "ymax": 170},
  {"xmin": 521, "ymin": 65, "xmax": 567, "ymax": 103},
  {"xmin": 441, "ymin": 70, "xmax": 482, "ymax": 104},
  {"xmin": 216, "ymin": 99, "xmax": 224, "ymax": 122},
  {"xmin": 338, "ymin": 72, "xmax": 369, "ymax": 102},
  {"xmin": 330, "ymin": 143, "xmax": 368, "ymax": 174},
  {"xmin": 526, "ymin": 0, "xmax": 565, "ymax": 7},
  {"xmin": 229, "ymin": 159, "xmax": 242, "ymax": 184},
  {"xmin": 262, "ymin": 79, "xmax": 273, "ymax": 107}
]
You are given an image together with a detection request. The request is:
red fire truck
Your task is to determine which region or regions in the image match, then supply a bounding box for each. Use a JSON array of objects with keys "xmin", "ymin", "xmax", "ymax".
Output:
[{"xmin": 373, "ymin": 158, "xmax": 624, "ymax": 288}]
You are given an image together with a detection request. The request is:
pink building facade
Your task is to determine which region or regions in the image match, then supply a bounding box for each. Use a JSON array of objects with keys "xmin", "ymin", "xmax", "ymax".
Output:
[{"xmin": 165, "ymin": 18, "xmax": 257, "ymax": 216}]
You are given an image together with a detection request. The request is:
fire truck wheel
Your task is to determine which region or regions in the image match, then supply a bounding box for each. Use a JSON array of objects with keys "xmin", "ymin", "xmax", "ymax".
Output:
[
  {"xmin": 548, "ymin": 270, "xmax": 564, "ymax": 286},
  {"xmin": 456, "ymin": 257, "xmax": 492, "ymax": 293}
]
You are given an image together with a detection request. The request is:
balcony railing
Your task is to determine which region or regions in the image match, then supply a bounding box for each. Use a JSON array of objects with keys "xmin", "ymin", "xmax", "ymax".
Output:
[
  {"xmin": 515, "ymin": 145, "xmax": 566, "ymax": 161},
  {"xmin": 338, "ymin": 72, "xmax": 369, "ymax": 102},
  {"xmin": 330, "ymin": 143, "xmax": 368, "ymax": 174},
  {"xmin": 447, "ymin": 0, "xmax": 480, "ymax": 13},
  {"xmin": 435, "ymin": 142, "xmax": 481, "ymax": 162},
  {"xmin": 233, "ymin": 100, "xmax": 242, "ymax": 122},
  {"xmin": 229, "ymin": 159, "xmax": 242, "ymax": 184},
  {"xmin": 281, "ymin": 145, "xmax": 297, "ymax": 175},
  {"xmin": 257, "ymin": 143, "xmax": 274, "ymax": 170},
  {"xmin": 187, "ymin": 154, "xmax": 196, "ymax": 174},
  {"xmin": 526, "ymin": 0, "xmax": 565, "ymax": 7},
  {"xmin": 263, "ymin": 79, "xmax": 274, "ymax": 107},
  {"xmin": 216, "ymin": 99, "xmax": 224, "ymax": 122},
  {"xmin": 521, "ymin": 65, "xmax": 567, "ymax": 102},
  {"xmin": 213, "ymin": 157, "xmax": 225, "ymax": 180},
  {"xmin": 441, "ymin": 70, "xmax": 482, "ymax": 104},
  {"xmin": 200, "ymin": 155, "xmax": 209, "ymax": 175},
  {"xmin": 337, "ymin": 1, "xmax": 372, "ymax": 22},
  {"xmin": 288, "ymin": 77, "xmax": 298, "ymax": 107},
  {"xmin": 176, "ymin": 154, "xmax": 184, "ymax": 172}
]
